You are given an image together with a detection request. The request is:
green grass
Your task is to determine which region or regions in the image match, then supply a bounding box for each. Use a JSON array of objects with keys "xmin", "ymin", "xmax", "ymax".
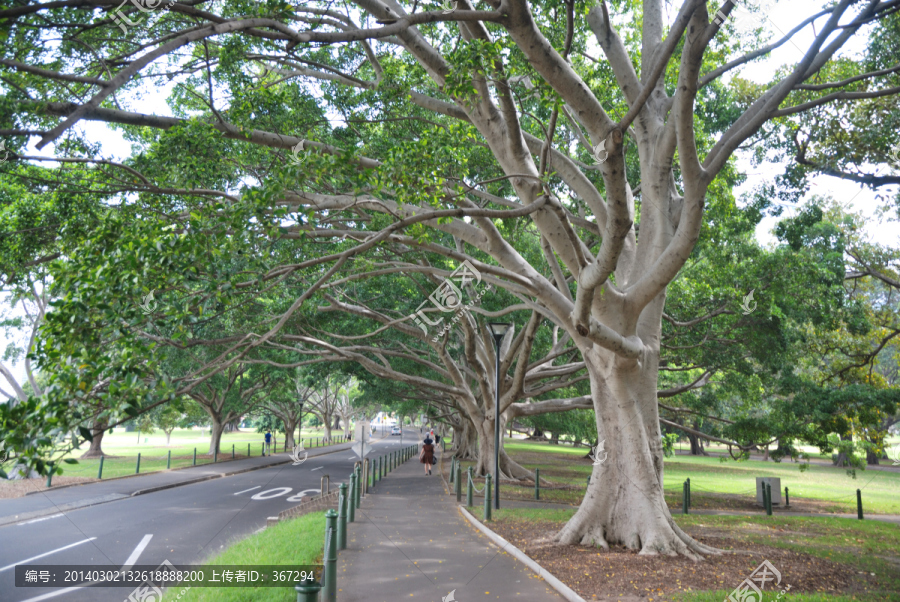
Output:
[
  {"xmin": 43, "ymin": 428, "xmax": 349, "ymax": 480},
  {"xmin": 161, "ymin": 511, "xmax": 326, "ymax": 602},
  {"xmin": 492, "ymin": 439, "xmax": 900, "ymax": 514},
  {"xmin": 491, "ymin": 508, "xmax": 900, "ymax": 601}
]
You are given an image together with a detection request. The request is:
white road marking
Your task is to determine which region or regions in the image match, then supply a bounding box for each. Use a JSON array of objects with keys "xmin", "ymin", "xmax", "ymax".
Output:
[
  {"xmin": 0, "ymin": 538, "xmax": 97, "ymax": 573},
  {"xmin": 286, "ymin": 489, "xmax": 321, "ymax": 502},
  {"xmin": 122, "ymin": 534, "xmax": 152, "ymax": 569},
  {"xmin": 234, "ymin": 486, "xmax": 262, "ymax": 495},
  {"xmin": 18, "ymin": 534, "xmax": 154, "ymax": 601},
  {"xmin": 251, "ymin": 487, "xmax": 292, "ymax": 500},
  {"xmin": 18, "ymin": 513, "xmax": 64, "ymax": 526},
  {"xmin": 310, "ymin": 466, "xmax": 323, "ymax": 471}
]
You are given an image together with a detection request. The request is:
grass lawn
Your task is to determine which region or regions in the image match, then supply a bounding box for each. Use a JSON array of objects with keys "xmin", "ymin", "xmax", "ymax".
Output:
[
  {"xmin": 489, "ymin": 507, "xmax": 900, "ymax": 601},
  {"xmin": 50, "ymin": 428, "xmax": 349, "ymax": 480},
  {"xmin": 448, "ymin": 439, "xmax": 900, "ymax": 515},
  {"xmin": 161, "ymin": 511, "xmax": 325, "ymax": 602}
]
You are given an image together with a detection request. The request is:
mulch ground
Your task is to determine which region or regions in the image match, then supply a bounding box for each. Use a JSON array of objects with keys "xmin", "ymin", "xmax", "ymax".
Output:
[
  {"xmin": 0, "ymin": 476, "xmax": 97, "ymax": 499},
  {"xmin": 489, "ymin": 519, "xmax": 880, "ymax": 601}
]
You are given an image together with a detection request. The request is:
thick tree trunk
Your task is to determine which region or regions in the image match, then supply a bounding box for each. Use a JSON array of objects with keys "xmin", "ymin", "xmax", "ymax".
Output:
[
  {"xmin": 322, "ymin": 416, "xmax": 332, "ymax": 443},
  {"xmin": 472, "ymin": 414, "xmax": 531, "ymax": 480},
  {"xmin": 833, "ymin": 433, "xmax": 852, "ymax": 466},
  {"xmin": 556, "ymin": 347, "xmax": 719, "ymax": 560},
  {"xmin": 208, "ymin": 417, "xmax": 225, "ymax": 456},
  {"xmin": 332, "ymin": 415, "xmax": 341, "ymax": 431},
  {"xmin": 867, "ymin": 448, "xmax": 879, "ymax": 465},
  {"xmin": 80, "ymin": 418, "xmax": 107, "ymax": 458},
  {"xmin": 686, "ymin": 432, "xmax": 709, "ymax": 456},
  {"xmin": 343, "ymin": 418, "xmax": 351, "ymax": 438},
  {"xmin": 549, "ymin": 431, "xmax": 559, "ymax": 445},
  {"xmin": 452, "ymin": 420, "xmax": 479, "ymax": 460},
  {"xmin": 528, "ymin": 427, "xmax": 545, "ymax": 440}
]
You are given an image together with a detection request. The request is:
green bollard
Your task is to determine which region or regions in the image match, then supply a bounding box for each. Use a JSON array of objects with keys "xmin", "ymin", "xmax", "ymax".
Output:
[
  {"xmin": 857, "ymin": 489, "xmax": 863, "ymax": 520},
  {"xmin": 348, "ymin": 474, "xmax": 356, "ymax": 523},
  {"xmin": 295, "ymin": 580, "xmax": 323, "ymax": 602},
  {"xmin": 682, "ymin": 481, "xmax": 688, "ymax": 514},
  {"xmin": 46, "ymin": 467, "xmax": 53, "ymax": 488},
  {"xmin": 322, "ymin": 510, "xmax": 337, "ymax": 602},
  {"xmin": 193, "ymin": 448, "xmax": 197, "ymax": 466},
  {"xmin": 484, "ymin": 474, "xmax": 492, "ymax": 521},
  {"xmin": 337, "ymin": 483, "xmax": 348, "ymax": 550},
  {"xmin": 449, "ymin": 458, "xmax": 455, "ymax": 484},
  {"xmin": 214, "ymin": 449, "xmax": 218, "ymax": 464},
  {"xmin": 535, "ymin": 468, "xmax": 540, "ymax": 500},
  {"xmin": 586, "ymin": 476, "xmax": 590, "ymax": 487},
  {"xmin": 167, "ymin": 450, "xmax": 171, "ymax": 470},
  {"xmin": 355, "ymin": 465, "xmax": 362, "ymax": 508},
  {"xmin": 261, "ymin": 442, "xmax": 264, "ymax": 456},
  {"xmin": 686, "ymin": 478, "xmax": 691, "ymax": 508},
  {"xmin": 232, "ymin": 444, "xmax": 235, "ymax": 459},
  {"xmin": 765, "ymin": 483, "xmax": 772, "ymax": 516},
  {"xmin": 136, "ymin": 453, "xmax": 141, "ymax": 474},
  {"xmin": 467, "ymin": 467, "xmax": 473, "ymax": 507},
  {"xmin": 248, "ymin": 443, "xmax": 250, "ymax": 457},
  {"xmin": 455, "ymin": 462, "xmax": 462, "ymax": 502},
  {"xmin": 785, "ymin": 487, "xmax": 789, "ymax": 507},
  {"xmin": 97, "ymin": 456, "xmax": 104, "ymax": 479}
]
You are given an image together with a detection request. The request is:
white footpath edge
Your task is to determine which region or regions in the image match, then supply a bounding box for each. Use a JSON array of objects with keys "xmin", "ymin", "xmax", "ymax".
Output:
[{"xmin": 458, "ymin": 506, "xmax": 586, "ymax": 602}]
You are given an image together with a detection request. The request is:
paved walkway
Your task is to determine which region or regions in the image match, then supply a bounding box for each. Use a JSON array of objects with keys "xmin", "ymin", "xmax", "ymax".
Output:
[
  {"xmin": 337, "ymin": 453, "xmax": 566, "ymax": 602},
  {"xmin": 0, "ymin": 441, "xmax": 355, "ymax": 526}
]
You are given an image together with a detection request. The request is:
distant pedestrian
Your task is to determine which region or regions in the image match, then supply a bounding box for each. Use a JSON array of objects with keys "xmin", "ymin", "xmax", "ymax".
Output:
[
  {"xmin": 420, "ymin": 436, "xmax": 435, "ymax": 476},
  {"xmin": 264, "ymin": 430, "xmax": 272, "ymax": 456}
]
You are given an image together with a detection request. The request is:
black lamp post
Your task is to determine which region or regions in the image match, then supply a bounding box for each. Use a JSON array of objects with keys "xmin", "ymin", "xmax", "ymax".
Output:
[{"xmin": 487, "ymin": 322, "xmax": 512, "ymax": 510}]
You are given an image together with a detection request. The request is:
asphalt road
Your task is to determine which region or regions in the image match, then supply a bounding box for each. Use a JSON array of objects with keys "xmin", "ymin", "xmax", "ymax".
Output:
[{"xmin": 0, "ymin": 429, "xmax": 414, "ymax": 602}]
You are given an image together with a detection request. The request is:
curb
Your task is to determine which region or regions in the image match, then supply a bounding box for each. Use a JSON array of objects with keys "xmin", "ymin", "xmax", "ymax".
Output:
[
  {"xmin": 458, "ymin": 506, "xmax": 586, "ymax": 602},
  {"xmin": 23, "ymin": 442, "xmax": 355, "ymax": 496},
  {"xmin": 2, "ymin": 444, "xmax": 356, "ymax": 528}
]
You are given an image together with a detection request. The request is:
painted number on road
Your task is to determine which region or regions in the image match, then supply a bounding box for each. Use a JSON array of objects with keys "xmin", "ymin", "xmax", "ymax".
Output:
[
  {"xmin": 286, "ymin": 489, "xmax": 320, "ymax": 502},
  {"xmin": 251, "ymin": 487, "xmax": 293, "ymax": 500}
]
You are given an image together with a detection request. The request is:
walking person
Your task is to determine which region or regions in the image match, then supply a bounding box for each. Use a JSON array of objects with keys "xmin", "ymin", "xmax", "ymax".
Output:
[
  {"xmin": 420, "ymin": 435, "xmax": 435, "ymax": 476},
  {"xmin": 264, "ymin": 430, "xmax": 272, "ymax": 456}
]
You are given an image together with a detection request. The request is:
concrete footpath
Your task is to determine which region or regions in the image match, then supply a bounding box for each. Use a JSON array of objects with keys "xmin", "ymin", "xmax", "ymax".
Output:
[
  {"xmin": 0, "ymin": 441, "xmax": 354, "ymax": 527},
  {"xmin": 337, "ymin": 454, "xmax": 566, "ymax": 602}
]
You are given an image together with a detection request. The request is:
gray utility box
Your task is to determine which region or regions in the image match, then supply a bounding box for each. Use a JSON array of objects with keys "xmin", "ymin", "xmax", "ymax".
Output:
[{"xmin": 756, "ymin": 477, "xmax": 782, "ymax": 506}]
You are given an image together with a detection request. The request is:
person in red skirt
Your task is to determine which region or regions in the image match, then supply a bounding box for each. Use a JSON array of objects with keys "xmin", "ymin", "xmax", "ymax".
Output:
[{"xmin": 420, "ymin": 436, "xmax": 435, "ymax": 475}]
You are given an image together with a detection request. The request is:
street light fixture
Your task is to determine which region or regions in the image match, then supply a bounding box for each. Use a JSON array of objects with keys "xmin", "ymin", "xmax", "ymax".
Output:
[{"xmin": 487, "ymin": 322, "xmax": 512, "ymax": 510}]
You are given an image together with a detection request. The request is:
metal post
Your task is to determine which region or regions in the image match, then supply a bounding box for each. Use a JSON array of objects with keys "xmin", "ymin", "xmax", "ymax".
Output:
[
  {"xmin": 193, "ymin": 448, "xmax": 197, "ymax": 466},
  {"xmin": 214, "ymin": 448, "xmax": 217, "ymax": 463},
  {"xmin": 785, "ymin": 487, "xmax": 789, "ymax": 507},
  {"xmin": 364, "ymin": 459, "xmax": 369, "ymax": 494},
  {"xmin": 534, "ymin": 468, "xmax": 539, "ymax": 500},
  {"xmin": 484, "ymin": 474, "xmax": 492, "ymax": 521},
  {"xmin": 232, "ymin": 444, "xmax": 235, "ymax": 459},
  {"xmin": 46, "ymin": 468, "xmax": 52, "ymax": 488},
  {"xmin": 682, "ymin": 481, "xmax": 688, "ymax": 514},
  {"xmin": 97, "ymin": 456, "xmax": 105, "ymax": 479},
  {"xmin": 857, "ymin": 489, "xmax": 863, "ymax": 520},
  {"xmin": 467, "ymin": 467, "xmax": 473, "ymax": 507},
  {"xmin": 493, "ymin": 342, "xmax": 500, "ymax": 511},
  {"xmin": 765, "ymin": 483, "xmax": 772, "ymax": 516},
  {"xmin": 355, "ymin": 465, "xmax": 362, "ymax": 507},
  {"xmin": 321, "ymin": 475, "xmax": 330, "ymax": 494},
  {"xmin": 586, "ymin": 476, "xmax": 590, "ymax": 488},
  {"xmin": 686, "ymin": 478, "xmax": 691, "ymax": 508},
  {"xmin": 136, "ymin": 453, "xmax": 141, "ymax": 474},
  {"xmin": 322, "ymin": 510, "xmax": 337, "ymax": 602},
  {"xmin": 455, "ymin": 462, "xmax": 462, "ymax": 502},
  {"xmin": 348, "ymin": 474, "xmax": 356, "ymax": 523},
  {"xmin": 167, "ymin": 450, "xmax": 171, "ymax": 470},
  {"xmin": 261, "ymin": 442, "xmax": 265, "ymax": 456},
  {"xmin": 337, "ymin": 484, "xmax": 348, "ymax": 550},
  {"xmin": 295, "ymin": 581, "xmax": 323, "ymax": 602}
]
